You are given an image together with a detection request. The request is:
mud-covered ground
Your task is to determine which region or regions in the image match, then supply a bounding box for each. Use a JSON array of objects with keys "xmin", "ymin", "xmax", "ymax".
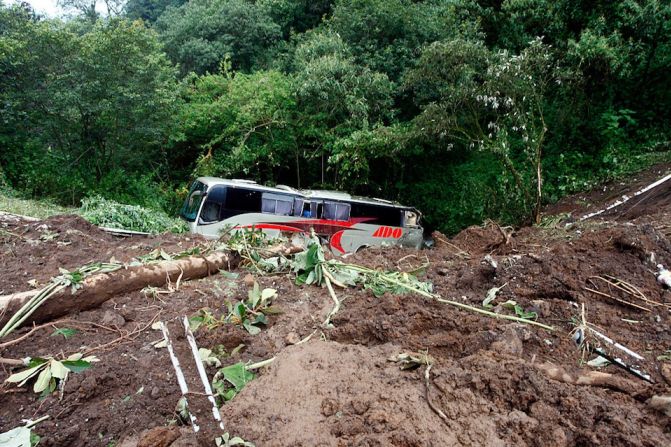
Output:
[{"xmin": 1, "ymin": 166, "xmax": 670, "ymax": 447}]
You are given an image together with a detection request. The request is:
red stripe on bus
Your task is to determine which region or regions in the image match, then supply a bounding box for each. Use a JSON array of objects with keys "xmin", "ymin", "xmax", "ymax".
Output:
[{"xmin": 330, "ymin": 230, "xmax": 346, "ymax": 253}]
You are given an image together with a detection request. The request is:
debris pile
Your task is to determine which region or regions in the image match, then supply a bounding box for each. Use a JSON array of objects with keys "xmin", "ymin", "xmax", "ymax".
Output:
[{"xmin": 1, "ymin": 165, "xmax": 671, "ymax": 446}]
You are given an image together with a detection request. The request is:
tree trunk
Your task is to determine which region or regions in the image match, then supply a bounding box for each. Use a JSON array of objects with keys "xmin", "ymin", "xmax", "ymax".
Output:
[{"xmin": 0, "ymin": 251, "xmax": 239, "ymax": 329}]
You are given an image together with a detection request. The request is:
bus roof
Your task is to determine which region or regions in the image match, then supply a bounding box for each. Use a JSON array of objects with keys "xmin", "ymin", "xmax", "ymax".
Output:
[{"xmin": 195, "ymin": 177, "xmax": 419, "ymax": 212}]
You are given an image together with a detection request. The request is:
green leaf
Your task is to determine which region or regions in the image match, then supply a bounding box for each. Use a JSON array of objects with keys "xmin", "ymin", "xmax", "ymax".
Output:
[
  {"xmin": 223, "ymin": 389, "xmax": 238, "ymax": 401},
  {"xmin": 514, "ymin": 305, "xmax": 538, "ymax": 320},
  {"xmin": 0, "ymin": 426, "xmax": 31, "ymax": 446},
  {"xmin": 235, "ymin": 303, "xmax": 247, "ymax": 319},
  {"xmin": 295, "ymin": 272, "xmax": 309, "ymax": 285},
  {"xmin": 220, "ymin": 271, "xmax": 239, "ymax": 280},
  {"xmin": 26, "ymin": 357, "xmax": 49, "ymax": 369},
  {"xmin": 51, "ymin": 327, "xmax": 78, "ymax": 339},
  {"xmin": 261, "ymin": 288, "xmax": 277, "ymax": 301},
  {"xmin": 188, "ymin": 315, "xmax": 204, "ymax": 332},
  {"xmin": 260, "ymin": 306, "xmax": 282, "ymax": 315},
  {"xmin": 61, "ymin": 359, "xmax": 92, "ymax": 373},
  {"xmin": 221, "ymin": 362, "xmax": 255, "ymax": 392},
  {"xmin": 243, "ymin": 321, "xmax": 261, "ymax": 335}
]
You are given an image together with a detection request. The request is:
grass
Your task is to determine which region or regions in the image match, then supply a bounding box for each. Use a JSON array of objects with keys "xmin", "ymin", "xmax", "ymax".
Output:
[
  {"xmin": 0, "ymin": 191, "xmax": 74, "ymax": 219},
  {"xmin": 0, "ymin": 190, "xmax": 187, "ymax": 234}
]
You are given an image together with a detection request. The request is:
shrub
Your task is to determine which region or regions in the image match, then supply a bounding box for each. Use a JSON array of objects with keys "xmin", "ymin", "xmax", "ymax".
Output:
[{"xmin": 79, "ymin": 196, "xmax": 188, "ymax": 234}]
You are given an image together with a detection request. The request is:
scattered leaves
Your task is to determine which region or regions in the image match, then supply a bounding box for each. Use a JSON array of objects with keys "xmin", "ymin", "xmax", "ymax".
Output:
[{"xmin": 212, "ymin": 362, "xmax": 255, "ymax": 403}]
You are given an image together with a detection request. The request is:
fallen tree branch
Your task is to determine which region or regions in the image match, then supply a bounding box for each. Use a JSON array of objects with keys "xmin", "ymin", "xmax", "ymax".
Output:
[
  {"xmin": 0, "ymin": 357, "xmax": 24, "ymax": 366},
  {"xmin": 537, "ymin": 363, "xmax": 642, "ymax": 394},
  {"xmin": 340, "ymin": 264, "xmax": 554, "ymax": 331},
  {"xmin": 0, "ymin": 251, "xmax": 238, "ymax": 330},
  {"xmin": 583, "ymin": 287, "xmax": 652, "ymax": 312},
  {"xmin": 83, "ymin": 312, "xmax": 161, "ymax": 355},
  {"xmin": 424, "ymin": 364, "xmax": 450, "ymax": 426}
]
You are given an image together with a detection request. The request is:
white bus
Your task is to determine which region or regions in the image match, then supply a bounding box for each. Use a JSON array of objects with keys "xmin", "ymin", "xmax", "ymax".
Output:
[{"xmin": 180, "ymin": 177, "xmax": 423, "ymax": 254}]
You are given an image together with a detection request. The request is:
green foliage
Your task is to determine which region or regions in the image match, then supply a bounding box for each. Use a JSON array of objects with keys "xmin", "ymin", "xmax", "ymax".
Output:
[
  {"xmin": 328, "ymin": 0, "xmax": 479, "ymax": 81},
  {"xmin": 0, "ymin": 0, "xmax": 670, "ymax": 235},
  {"xmin": 79, "ymin": 196, "xmax": 188, "ymax": 234},
  {"xmin": 188, "ymin": 282, "xmax": 278, "ymax": 335},
  {"xmin": 0, "ymin": 190, "xmax": 74, "ymax": 219},
  {"xmin": 212, "ymin": 362, "xmax": 255, "ymax": 402},
  {"xmin": 155, "ymin": 0, "xmax": 281, "ymax": 75},
  {"xmin": 51, "ymin": 327, "xmax": 78, "ymax": 339},
  {"xmin": 125, "ymin": 0, "xmax": 187, "ymax": 23},
  {"xmin": 0, "ymin": 14, "xmax": 179, "ymax": 207},
  {"xmin": 174, "ymin": 70, "xmax": 298, "ymax": 182},
  {"xmin": 5, "ymin": 353, "xmax": 98, "ymax": 395}
]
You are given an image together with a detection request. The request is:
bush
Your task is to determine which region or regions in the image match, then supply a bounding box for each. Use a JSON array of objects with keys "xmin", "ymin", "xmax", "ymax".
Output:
[{"xmin": 79, "ymin": 196, "xmax": 188, "ymax": 234}]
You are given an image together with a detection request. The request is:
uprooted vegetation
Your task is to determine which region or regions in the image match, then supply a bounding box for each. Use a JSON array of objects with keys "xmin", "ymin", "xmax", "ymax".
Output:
[{"xmin": 1, "ymin": 171, "xmax": 671, "ymax": 446}]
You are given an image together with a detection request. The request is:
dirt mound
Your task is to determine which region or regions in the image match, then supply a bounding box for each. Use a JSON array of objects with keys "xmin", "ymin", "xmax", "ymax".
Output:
[
  {"xmin": 221, "ymin": 341, "xmax": 457, "ymax": 447},
  {"xmin": 450, "ymin": 221, "xmax": 512, "ymax": 255}
]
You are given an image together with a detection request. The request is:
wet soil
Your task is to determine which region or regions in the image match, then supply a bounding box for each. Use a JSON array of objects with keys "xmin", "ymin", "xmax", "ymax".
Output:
[{"xmin": 2, "ymin": 169, "xmax": 671, "ymax": 446}]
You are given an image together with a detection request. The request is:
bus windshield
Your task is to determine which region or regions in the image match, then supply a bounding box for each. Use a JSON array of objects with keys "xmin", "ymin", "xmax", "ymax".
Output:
[{"xmin": 180, "ymin": 181, "xmax": 207, "ymax": 221}]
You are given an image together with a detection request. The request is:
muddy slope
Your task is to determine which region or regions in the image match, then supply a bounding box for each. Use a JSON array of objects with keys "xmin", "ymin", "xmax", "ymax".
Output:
[{"xmin": 1, "ymin": 175, "xmax": 671, "ymax": 446}]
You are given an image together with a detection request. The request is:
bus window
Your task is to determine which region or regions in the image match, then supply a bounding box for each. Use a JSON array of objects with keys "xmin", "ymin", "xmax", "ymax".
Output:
[
  {"xmin": 199, "ymin": 186, "xmax": 226, "ymax": 223},
  {"xmin": 180, "ymin": 181, "xmax": 207, "ymax": 222},
  {"xmin": 302, "ymin": 202, "xmax": 312, "ymax": 218},
  {"xmin": 323, "ymin": 202, "xmax": 351, "ymax": 221},
  {"xmin": 261, "ymin": 193, "xmax": 294, "ymax": 216},
  {"xmin": 350, "ymin": 202, "xmax": 402, "ymax": 226},
  {"xmin": 222, "ymin": 188, "xmax": 262, "ymax": 218}
]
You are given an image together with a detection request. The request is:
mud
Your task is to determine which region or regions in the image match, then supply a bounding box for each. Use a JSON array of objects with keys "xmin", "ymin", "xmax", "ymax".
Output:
[{"xmin": 2, "ymin": 167, "xmax": 671, "ymax": 446}]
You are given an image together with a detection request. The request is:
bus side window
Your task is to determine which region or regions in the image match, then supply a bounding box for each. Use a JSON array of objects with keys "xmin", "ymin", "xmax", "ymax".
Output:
[
  {"xmin": 323, "ymin": 202, "xmax": 351, "ymax": 221},
  {"xmin": 293, "ymin": 199, "xmax": 304, "ymax": 217},
  {"xmin": 223, "ymin": 188, "xmax": 262, "ymax": 218},
  {"xmin": 261, "ymin": 193, "xmax": 294, "ymax": 216}
]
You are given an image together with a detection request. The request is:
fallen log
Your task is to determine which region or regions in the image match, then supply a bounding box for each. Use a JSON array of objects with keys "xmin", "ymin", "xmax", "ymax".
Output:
[
  {"xmin": 0, "ymin": 251, "xmax": 239, "ymax": 329},
  {"xmin": 536, "ymin": 363, "xmax": 644, "ymax": 394}
]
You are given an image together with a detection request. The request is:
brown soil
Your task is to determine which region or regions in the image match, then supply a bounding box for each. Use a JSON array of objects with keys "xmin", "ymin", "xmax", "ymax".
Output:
[{"xmin": 2, "ymin": 169, "xmax": 671, "ymax": 446}]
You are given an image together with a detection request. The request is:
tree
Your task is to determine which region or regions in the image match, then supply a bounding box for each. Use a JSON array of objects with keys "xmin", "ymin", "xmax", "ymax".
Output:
[
  {"xmin": 125, "ymin": 0, "xmax": 187, "ymax": 23},
  {"xmin": 173, "ymin": 69, "xmax": 299, "ymax": 184},
  {"xmin": 407, "ymin": 37, "xmax": 568, "ymax": 223},
  {"xmin": 0, "ymin": 16, "xmax": 180, "ymax": 204},
  {"xmin": 58, "ymin": 0, "xmax": 125, "ymax": 21},
  {"xmin": 328, "ymin": 0, "xmax": 479, "ymax": 81},
  {"xmin": 155, "ymin": 0, "xmax": 282, "ymax": 75},
  {"xmin": 257, "ymin": 0, "xmax": 334, "ymax": 37},
  {"xmin": 292, "ymin": 31, "xmax": 395, "ymax": 185}
]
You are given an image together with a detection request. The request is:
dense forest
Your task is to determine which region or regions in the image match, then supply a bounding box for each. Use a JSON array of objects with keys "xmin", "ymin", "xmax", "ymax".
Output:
[{"xmin": 0, "ymin": 0, "xmax": 669, "ymax": 233}]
